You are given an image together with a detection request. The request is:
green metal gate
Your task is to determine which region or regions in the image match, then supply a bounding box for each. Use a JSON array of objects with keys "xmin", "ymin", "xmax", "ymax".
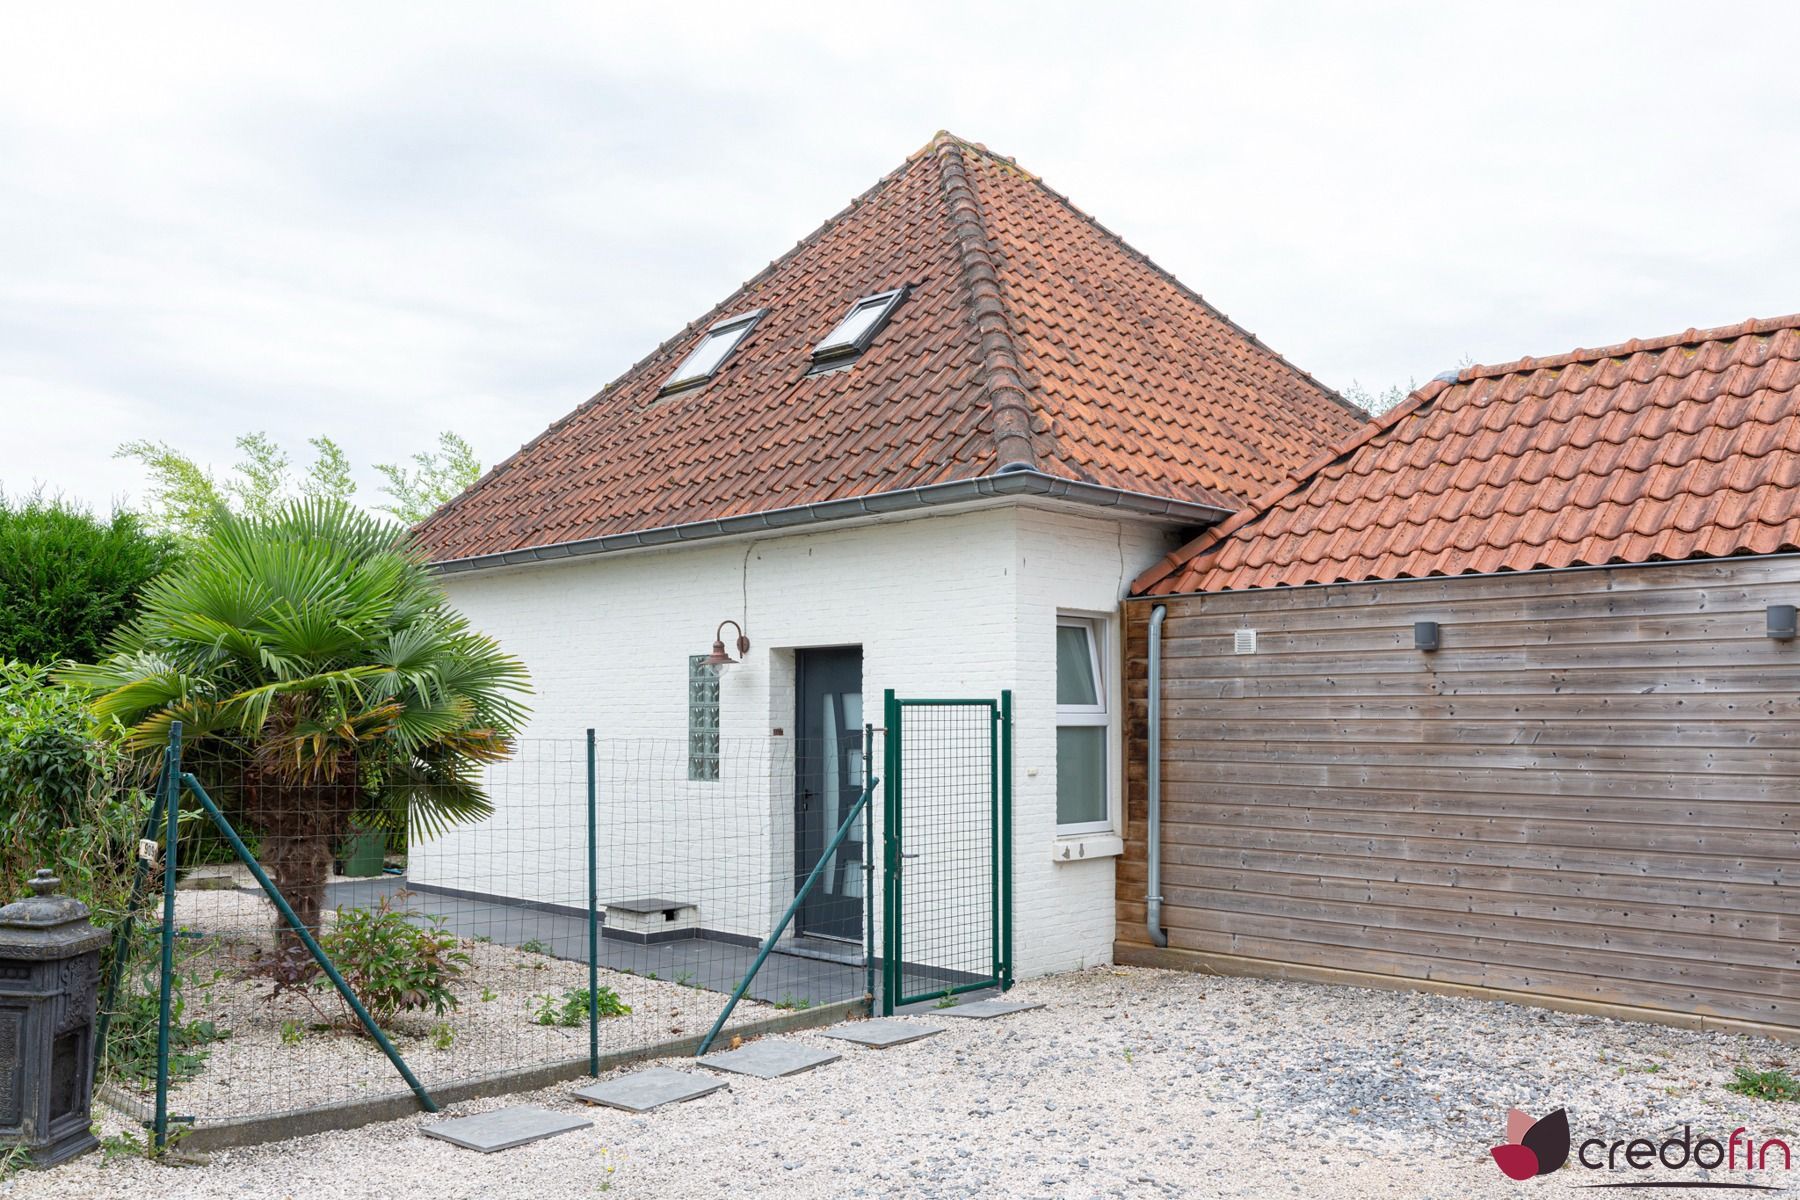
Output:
[{"xmin": 880, "ymin": 689, "xmax": 1012, "ymax": 1014}]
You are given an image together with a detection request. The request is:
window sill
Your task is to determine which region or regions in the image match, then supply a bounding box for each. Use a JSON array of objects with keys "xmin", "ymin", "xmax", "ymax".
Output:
[{"xmin": 1052, "ymin": 833, "xmax": 1123, "ymax": 863}]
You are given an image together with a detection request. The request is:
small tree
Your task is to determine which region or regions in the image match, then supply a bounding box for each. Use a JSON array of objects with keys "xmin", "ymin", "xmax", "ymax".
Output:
[
  {"xmin": 373, "ymin": 432, "xmax": 482, "ymax": 526},
  {"xmin": 0, "ymin": 493, "xmax": 179, "ymax": 665},
  {"xmin": 63, "ymin": 500, "xmax": 530, "ymax": 972},
  {"xmin": 115, "ymin": 430, "xmax": 480, "ymax": 538}
]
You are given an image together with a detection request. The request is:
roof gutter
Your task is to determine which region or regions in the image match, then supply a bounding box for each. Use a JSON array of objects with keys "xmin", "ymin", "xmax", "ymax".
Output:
[{"xmin": 427, "ymin": 470, "xmax": 1233, "ymax": 576}]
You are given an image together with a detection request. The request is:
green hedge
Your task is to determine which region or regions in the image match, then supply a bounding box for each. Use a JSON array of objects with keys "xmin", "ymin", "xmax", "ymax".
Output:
[{"xmin": 0, "ymin": 495, "xmax": 178, "ymax": 666}]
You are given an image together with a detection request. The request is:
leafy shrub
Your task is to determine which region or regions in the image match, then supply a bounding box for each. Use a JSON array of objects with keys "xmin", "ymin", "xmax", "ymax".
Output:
[
  {"xmin": 315, "ymin": 899, "xmax": 471, "ymax": 1026},
  {"xmin": 1727, "ymin": 1066, "xmax": 1800, "ymax": 1103},
  {"xmin": 532, "ymin": 987, "xmax": 630, "ymax": 1026},
  {"xmin": 0, "ymin": 493, "xmax": 178, "ymax": 665},
  {"xmin": 0, "ymin": 661, "xmax": 145, "ymax": 915}
]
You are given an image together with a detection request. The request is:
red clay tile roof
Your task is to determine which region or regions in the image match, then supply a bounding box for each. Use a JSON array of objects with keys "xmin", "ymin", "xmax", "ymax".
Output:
[
  {"xmin": 1134, "ymin": 314, "xmax": 1800, "ymax": 595},
  {"xmin": 414, "ymin": 133, "xmax": 1364, "ymax": 565}
]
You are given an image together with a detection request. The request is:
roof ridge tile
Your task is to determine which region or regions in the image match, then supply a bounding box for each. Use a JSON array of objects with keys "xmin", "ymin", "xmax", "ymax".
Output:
[{"xmin": 933, "ymin": 138, "xmax": 1038, "ymax": 472}]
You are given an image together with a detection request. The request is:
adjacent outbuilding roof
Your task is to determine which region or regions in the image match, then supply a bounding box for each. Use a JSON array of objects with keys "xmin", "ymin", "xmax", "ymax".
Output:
[
  {"xmin": 1135, "ymin": 314, "xmax": 1800, "ymax": 595},
  {"xmin": 415, "ymin": 132, "xmax": 1364, "ymax": 568}
]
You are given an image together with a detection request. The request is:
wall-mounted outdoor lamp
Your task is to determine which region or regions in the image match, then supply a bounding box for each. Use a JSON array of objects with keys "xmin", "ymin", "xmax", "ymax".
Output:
[
  {"xmin": 704, "ymin": 619, "xmax": 751, "ymax": 673},
  {"xmin": 1414, "ymin": 621, "xmax": 1441, "ymax": 652},
  {"xmin": 1768, "ymin": 604, "xmax": 1797, "ymax": 641}
]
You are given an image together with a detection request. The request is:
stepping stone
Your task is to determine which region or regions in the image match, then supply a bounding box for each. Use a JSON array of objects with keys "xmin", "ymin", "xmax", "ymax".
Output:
[
  {"xmin": 696, "ymin": 1039, "xmax": 840, "ymax": 1079},
  {"xmin": 821, "ymin": 1019, "xmax": 943, "ymax": 1049},
  {"xmin": 937, "ymin": 999, "xmax": 1043, "ymax": 1020},
  {"xmin": 572, "ymin": 1067, "xmax": 727, "ymax": 1112},
  {"xmin": 421, "ymin": 1105, "xmax": 591, "ymax": 1153}
]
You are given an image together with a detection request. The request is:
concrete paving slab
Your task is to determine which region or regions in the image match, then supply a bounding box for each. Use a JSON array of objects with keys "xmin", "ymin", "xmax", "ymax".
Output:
[
  {"xmin": 421, "ymin": 1106, "xmax": 591, "ymax": 1153},
  {"xmin": 696, "ymin": 1039, "xmax": 841, "ymax": 1079},
  {"xmin": 936, "ymin": 999, "xmax": 1043, "ymax": 1020},
  {"xmin": 820, "ymin": 1019, "xmax": 944, "ymax": 1048},
  {"xmin": 571, "ymin": 1068, "xmax": 728, "ymax": 1112}
]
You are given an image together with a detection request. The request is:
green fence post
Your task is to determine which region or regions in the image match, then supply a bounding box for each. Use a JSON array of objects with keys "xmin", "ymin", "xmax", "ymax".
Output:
[
  {"xmin": 1000, "ymin": 689, "xmax": 1014, "ymax": 991},
  {"xmin": 95, "ymin": 758, "xmax": 169, "ymax": 1062},
  {"xmin": 178, "ymin": 771, "xmax": 438, "ymax": 1113},
  {"xmin": 862, "ymin": 721, "xmax": 876, "ymax": 1016},
  {"xmin": 153, "ymin": 723, "xmax": 181, "ymax": 1151},
  {"xmin": 990, "ymin": 701, "xmax": 1002, "ymax": 988},
  {"xmin": 881, "ymin": 690, "xmax": 899, "ymax": 1016},
  {"xmin": 586, "ymin": 727, "xmax": 599, "ymax": 1077}
]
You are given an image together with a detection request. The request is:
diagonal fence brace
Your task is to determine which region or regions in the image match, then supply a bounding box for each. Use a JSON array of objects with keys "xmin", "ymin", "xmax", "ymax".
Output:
[
  {"xmin": 695, "ymin": 776, "xmax": 878, "ymax": 1056},
  {"xmin": 178, "ymin": 771, "xmax": 438, "ymax": 1114}
]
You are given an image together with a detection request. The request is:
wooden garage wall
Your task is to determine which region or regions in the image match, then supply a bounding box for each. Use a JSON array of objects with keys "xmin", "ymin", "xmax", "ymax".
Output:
[{"xmin": 1117, "ymin": 556, "xmax": 1800, "ymax": 1038}]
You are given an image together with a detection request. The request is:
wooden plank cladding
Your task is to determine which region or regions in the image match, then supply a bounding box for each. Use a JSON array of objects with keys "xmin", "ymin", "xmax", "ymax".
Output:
[{"xmin": 1117, "ymin": 557, "xmax": 1800, "ymax": 1039}]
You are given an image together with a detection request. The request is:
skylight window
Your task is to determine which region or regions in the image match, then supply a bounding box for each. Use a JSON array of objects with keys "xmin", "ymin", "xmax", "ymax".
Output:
[
  {"xmin": 661, "ymin": 310, "xmax": 764, "ymax": 395},
  {"xmin": 811, "ymin": 287, "xmax": 906, "ymax": 366}
]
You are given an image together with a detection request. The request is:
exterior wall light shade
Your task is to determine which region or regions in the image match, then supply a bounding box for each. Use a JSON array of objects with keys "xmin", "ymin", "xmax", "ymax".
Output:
[
  {"xmin": 1414, "ymin": 620, "xmax": 1441, "ymax": 652},
  {"xmin": 705, "ymin": 619, "xmax": 751, "ymax": 672},
  {"xmin": 1768, "ymin": 604, "xmax": 1797, "ymax": 640}
]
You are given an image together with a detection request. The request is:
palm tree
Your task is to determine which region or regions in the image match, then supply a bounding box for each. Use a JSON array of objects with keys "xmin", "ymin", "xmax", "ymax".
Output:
[{"xmin": 64, "ymin": 500, "xmax": 530, "ymax": 972}]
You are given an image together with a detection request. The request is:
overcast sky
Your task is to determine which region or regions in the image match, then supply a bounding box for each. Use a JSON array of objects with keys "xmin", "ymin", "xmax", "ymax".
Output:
[{"xmin": 4, "ymin": 2, "xmax": 1795, "ymax": 513}]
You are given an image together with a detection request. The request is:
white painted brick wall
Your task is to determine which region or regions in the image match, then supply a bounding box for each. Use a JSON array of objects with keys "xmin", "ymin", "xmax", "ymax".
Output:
[{"xmin": 422, "ymin": 502, "xmax": 1181, "ymax": 978}]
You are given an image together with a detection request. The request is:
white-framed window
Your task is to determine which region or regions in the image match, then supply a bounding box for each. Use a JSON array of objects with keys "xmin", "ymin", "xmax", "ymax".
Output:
[{"xmin": 1055, "ymin": 616, "xmax": 1111, "ymax": 833}]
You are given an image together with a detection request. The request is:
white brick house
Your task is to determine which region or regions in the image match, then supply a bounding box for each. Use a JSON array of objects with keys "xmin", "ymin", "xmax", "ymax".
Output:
[{"xmin": 411, "ymin": 133, "xmax": 1363, "ymax": 983}]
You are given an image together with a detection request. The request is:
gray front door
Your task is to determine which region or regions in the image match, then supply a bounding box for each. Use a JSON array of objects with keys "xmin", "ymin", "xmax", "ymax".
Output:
[{"xmin": 794, "ymin": 647, "xmax": 864, "ymax": 942}]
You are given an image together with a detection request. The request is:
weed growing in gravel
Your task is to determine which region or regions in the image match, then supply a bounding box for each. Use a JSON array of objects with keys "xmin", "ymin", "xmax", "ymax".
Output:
[
  {"xmin": 280, "ymin": 1018, "xmax": 305, "ymax": 1046},
  {"xmin": 934, "ymin": 991, "xmax": 957, "ymax": 1009},
  {"xmin": 534, "ymin": 987, "xmax": 630, "ymax": 1026},
  {"xmin": 431, "ymin": 1022, "xmax": 455, "ymax": 1050},
  {"xmin": 775, "ymin": 994, "xmax": 814, "ymax": 1011},
  {"xmin": 595, "ymin": 1143, "xmax": 624, "ymax": 1191},
  {"xmin": 480, "ymin": 986, "xmax": 499, "ymax": 1002},
  {"xmin": 519, "ymin": 938, "xmax": 551, "ymax": 955},
  {"xmin": 99, "ymin": 1129, "xmax": 148, "ymax": 1162},
  {"xmin": 1727, "ymin": 1066, "xmax": 1800, "ymax": 1102},
  {"xmin": 0, "ymin": 1143, "xmax": 31, "ymax": 1178},
  {"xmin": 675, "ymin": 971, "xmax": 694, "ymax": 988}
]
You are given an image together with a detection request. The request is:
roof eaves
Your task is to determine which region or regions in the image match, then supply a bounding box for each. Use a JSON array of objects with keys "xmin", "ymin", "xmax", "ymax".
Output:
[{"xmin": 426, "ymin": 470, "xmax": 1231, "ymax": 576}]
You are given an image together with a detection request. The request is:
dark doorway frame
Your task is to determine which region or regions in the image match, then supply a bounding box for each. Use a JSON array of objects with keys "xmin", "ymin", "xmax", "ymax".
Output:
[{"xmin": 793, "ymin": 646, "xmax": 865, "ymax": 942}]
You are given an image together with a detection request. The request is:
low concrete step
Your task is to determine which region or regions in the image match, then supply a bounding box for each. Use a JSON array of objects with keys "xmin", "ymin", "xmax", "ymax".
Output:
[
  {"xmin": 821, "ymin": 1018, "xmax": 943, "ymax": 1048},
  {"xmin": 572, "ymin": 1067, "xmax": 727, "ymax": 1113},
  {"xmin": 421, "ymin": 1106, "xmax": 590, "ymax": 1153},
  {"xmin": 696, "ymin": 1039, "xmax": 840, "ymax": 1079},
  {"xmin": 936, "ymin": 999, "xmax": 1042, "ymax": 1020}
]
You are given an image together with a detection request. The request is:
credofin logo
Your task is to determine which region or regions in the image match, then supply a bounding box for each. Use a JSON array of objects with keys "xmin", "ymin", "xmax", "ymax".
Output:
[{"xmin": 1491, "ymin": 1107, "xmax": 1571, "ymax": 1180}]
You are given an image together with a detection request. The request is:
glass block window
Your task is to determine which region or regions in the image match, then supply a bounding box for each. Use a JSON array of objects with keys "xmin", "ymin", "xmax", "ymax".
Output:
[{"xmin": 687, "ymin": 655, "xmax": 720, "ymax": 781}]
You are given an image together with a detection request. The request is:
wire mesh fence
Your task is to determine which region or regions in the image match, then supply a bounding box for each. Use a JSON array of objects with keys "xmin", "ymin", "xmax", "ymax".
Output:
[
  {"xmin": 883, "ymin": 696, "xmax": 1008, "ymax": 1010},
  {"xmin": 95, "ymin": 694, "xmax": 1009, "ymax": 1139},
  {"xmin": 98, "ymin": 733, "xmax": 875, "ymax": 1135}
]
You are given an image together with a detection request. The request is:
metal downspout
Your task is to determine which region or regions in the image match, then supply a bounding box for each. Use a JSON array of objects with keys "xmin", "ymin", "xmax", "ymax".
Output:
[{"xmin": 1146, "ymin": 605, "xmax": 1169, "ymax": 948}]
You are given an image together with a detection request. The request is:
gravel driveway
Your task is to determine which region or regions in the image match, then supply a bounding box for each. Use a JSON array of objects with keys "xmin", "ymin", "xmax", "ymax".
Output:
[{"xmin": 8, "ymin": 966, "xmax": 1795, "ymax": 1198}]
